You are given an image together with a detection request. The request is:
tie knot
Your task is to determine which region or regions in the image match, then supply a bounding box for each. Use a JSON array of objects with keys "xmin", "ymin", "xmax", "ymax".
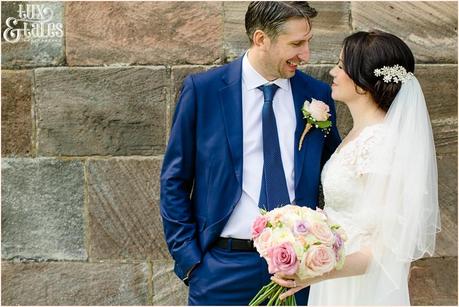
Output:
[{"xmin": 258, "ymin": 84, "xmax": 279, "ymax": 103}]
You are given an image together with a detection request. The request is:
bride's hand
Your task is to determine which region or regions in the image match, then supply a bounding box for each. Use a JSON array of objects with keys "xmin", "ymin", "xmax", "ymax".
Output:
[{"xmin": 270, "ymin": 273, "xmax": 319, "ymax": 301}]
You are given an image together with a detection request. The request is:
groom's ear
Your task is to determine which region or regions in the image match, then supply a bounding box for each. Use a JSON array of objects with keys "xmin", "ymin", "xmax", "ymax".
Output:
[{"xmin": 253, "ymin": 30, "xmax": 270, "ymax": 49}]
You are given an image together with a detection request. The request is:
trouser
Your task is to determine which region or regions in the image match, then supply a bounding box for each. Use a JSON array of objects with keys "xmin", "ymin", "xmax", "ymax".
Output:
[{"xmin": 188, "ymin": 244, "xmax": 310, "ymax": 306}]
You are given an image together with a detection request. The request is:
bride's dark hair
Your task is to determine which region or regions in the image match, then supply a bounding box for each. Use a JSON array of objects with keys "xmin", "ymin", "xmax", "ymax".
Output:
[{"xmin": 342, "ymin": 30, "xmax": 415, "ymax": 112}]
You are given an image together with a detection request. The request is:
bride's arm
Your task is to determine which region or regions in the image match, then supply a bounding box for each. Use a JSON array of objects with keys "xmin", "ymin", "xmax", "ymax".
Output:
[{"xmin": 271, "ymin": 246, "xmax": 373, "ymax": 300}]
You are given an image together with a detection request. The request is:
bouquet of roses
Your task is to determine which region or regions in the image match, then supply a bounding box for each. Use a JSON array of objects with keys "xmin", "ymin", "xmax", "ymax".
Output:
[{"xmin": 249, "ymin": 205, "xmax": 347, "ymax": 306}]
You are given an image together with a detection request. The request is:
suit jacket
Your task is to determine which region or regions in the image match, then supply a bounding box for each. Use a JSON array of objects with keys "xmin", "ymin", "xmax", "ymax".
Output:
[{"xmin": 160, "ymin": 56, "xmax": 341, "ymax": 282}]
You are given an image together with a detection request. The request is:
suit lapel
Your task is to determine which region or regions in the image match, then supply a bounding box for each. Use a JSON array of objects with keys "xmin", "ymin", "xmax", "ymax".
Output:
[
  {"xmin": 291, "ymin": 73, "xmax": 313, "ymax": 189},
  {"xmin": 219, "ymin": 57, "xmax": 244, "ymax": 187}
]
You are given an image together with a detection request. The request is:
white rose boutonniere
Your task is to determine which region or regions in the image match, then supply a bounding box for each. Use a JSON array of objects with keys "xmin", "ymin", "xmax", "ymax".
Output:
[{"xmin": 298, "ymin": 98, "xmax": 332, "ymax": 151}]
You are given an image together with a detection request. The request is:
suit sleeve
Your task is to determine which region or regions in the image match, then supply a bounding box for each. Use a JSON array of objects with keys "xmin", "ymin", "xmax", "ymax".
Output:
[
  {"xmin": 160, "ymin": 75, "xmax": 202, "ymax": 282},
  {"xmin": 321, "ymin": 87, "xmax": 341, "ymax": 167}
]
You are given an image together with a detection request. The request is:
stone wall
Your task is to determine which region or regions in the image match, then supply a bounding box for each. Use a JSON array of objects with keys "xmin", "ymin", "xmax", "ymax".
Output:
[{"xmin": 1, "ymin": 1, "xmax": 457, "ymax": 305}]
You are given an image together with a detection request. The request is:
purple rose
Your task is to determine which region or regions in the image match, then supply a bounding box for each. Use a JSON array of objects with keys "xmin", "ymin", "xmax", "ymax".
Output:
[
  {"xmin": 332, "ymin": 233, "xmax": 344, "ymax": 259},
  {"xmin": 294, "ymin": 220, "xmax": 310, "ymax": 236}
]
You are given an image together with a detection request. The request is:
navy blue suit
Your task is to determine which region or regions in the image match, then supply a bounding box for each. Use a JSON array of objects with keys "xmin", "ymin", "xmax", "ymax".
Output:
[{"xmin": 160, "ymin": 57, "xmax": 341, "ymax": 305}]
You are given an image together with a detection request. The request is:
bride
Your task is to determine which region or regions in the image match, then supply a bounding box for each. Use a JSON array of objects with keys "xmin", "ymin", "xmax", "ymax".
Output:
[{"xmin": 271, "ymin": 30, "xmax": 441, "ymax": 305}]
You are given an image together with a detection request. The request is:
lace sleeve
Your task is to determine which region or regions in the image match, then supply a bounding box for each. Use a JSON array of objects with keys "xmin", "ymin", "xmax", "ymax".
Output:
[{"xmin": 353, "ymin": 126, "xmax": 390, "ymax": 176}]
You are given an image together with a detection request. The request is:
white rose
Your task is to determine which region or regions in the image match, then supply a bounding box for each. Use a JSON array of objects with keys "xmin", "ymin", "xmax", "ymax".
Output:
[{"xmin": 306, "ymin": 98, "xmax": 330, "ymax": 121}]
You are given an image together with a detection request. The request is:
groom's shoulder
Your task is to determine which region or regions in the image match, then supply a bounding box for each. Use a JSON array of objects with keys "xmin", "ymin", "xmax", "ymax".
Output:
[
  {"xmin": 187, "ymin": 60, "xmax": 237, "ymax": 86},
  {"xmin": 192, "ymin": 65, "xmax": 226, "ymax": 80},
  {"xmin": 294, "ymin": 69, "xmax": 331, "ymax": 93}
]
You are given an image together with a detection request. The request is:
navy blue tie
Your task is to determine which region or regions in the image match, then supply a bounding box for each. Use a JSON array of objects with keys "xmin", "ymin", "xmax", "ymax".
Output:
[{"xmin": 258, "ymin": 84, "xmax": 290, "ymax": 210}]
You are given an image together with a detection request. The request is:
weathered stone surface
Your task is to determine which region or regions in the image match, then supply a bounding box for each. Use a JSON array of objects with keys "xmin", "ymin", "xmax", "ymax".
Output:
[
  {"xmin": 301, "ymin": 64, "xmax": 333, "ymax": 84},
  {"xmin": 435, "ymin": 155, "xmax": 458, "ymax": 257},
  {"xmin": 34, "ymin": 67, "xmax": 168, "ymax": 156},
  {"xmin": 223, "ymin": 2, "xmax": 350, "ymax": 63},
  {"xmin": 66, "ymin": 2, "xmax": 223, "ymax": 66},
  {"xmin": 1, "ymin": 70, "xmax": 32, "ymax": 156},
  {"xmin": 417, "ymin": 65, "xmax": 457, "ymax": 122},
  {"xmin": 417, "ymin": 65, "xmax": 458, "ymax": 156},
  {"xmin": 1, "ymin": 1, "xmax": 65, "ymax": 68},
  {"xmin": 1, "ymin": 158, "xmax": 86, "ymax": 260},
  {"xmin": 1, "ymin": 261, "xmax": 149, "ymax": 305},
  {"xmin": 87, "ymin": 157, "xmax": 170, "ymax": 260},
  {"xmin": 152, "ymin": 260, "xmax": 188, "ymax": 305},
  {"xmin": 409, "ymin": 257, "xmax": 458, "ymax": 305},
  {"xmin": 431, "ymin": 117, "xmax": 458, "ymax": 156},
  {"xmin": 308, "ymin": 2, "xmax": 351, "ymax": 64},
  {"xmin": 352, "ymin": 2, "xmax": 458, "ymax": 63},
  {"xmin": 223, "ymin": 1, "xmax": 249, "ymax": 61}
]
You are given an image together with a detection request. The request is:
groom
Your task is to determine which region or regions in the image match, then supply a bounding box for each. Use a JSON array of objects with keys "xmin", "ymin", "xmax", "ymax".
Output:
[{"xmin": 160, "ymin": 1, "xmax": 341, "ymax": 305}]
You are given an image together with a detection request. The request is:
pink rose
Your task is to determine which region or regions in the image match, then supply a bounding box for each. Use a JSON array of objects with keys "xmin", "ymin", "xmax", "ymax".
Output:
[
  {"xmin": 310, "ymin": 222, "xmax": 335, "ymax": 245},
  {"xmin": 307, "ymin": 99, "xmax": 330, "ymax": 121},
  {"xmin": 303, "ymin": 245, "xmax": 336, "ymax": 276},
  {"xmin": 254, "ymin": 228, "xmax": 273, "ymax": 256},
  {"xmin": 252, "ymin": 216, "xmax": 268, "ymax": 239},
  {"xmin": 266, "ymin": 242, "xmax": 299, "ymax": 276}
]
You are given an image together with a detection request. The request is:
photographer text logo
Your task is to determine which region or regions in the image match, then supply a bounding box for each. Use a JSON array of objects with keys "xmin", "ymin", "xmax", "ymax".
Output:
[{"xmin": 3, "ymin": 3, "xmax": 63, "ymax": 43}]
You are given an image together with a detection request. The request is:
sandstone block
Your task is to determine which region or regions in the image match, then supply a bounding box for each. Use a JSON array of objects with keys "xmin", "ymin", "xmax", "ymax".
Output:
[
  {"xmin": 1, "ymin": 70, "xmax": 33, "ymax": 156},
  {"xmin": 152, "ymin": 260, "xmax": 188, "ymax": 305},
  {"xmin": 35, "ymin": 67, "xmax": 168, "ymax": 156},
  {"xmin": 1, "ymin": 261, "xmax": 149, "ymax": 305},
  {"xmin": 66, "ymin": 2, "xmax": 223, "ymax": 66},
  {"xmin": 409, "ymin": 257, "xmax": 458, "ymax": 305},
  {"xmin": 87, "ymin": 157, "xmax": 170, "ymax": 260},
  {"xmin": 1, "ymin": 1, "xmax": 65, "ymax": 68},
  {"xmin": 435, "ymin": 155, "xmax": 458, "ymax": 257},
  {"xmin": 417, "ymin": 65, "xmax": 457, "ymax": 122},
  {"xmin": 223, "ymin": 1, "xmax": 249, "ymax": 61},
  {"xmin": 1, "ymin": 158, "xmax": 86, "ymax": 260},
  {"xmin": 308, "ymin": 2, "xmax": 351, "ymax": 64},
  {"xmin": 352, "ymin": 2, "xmax": 457, "ymax": 63}
]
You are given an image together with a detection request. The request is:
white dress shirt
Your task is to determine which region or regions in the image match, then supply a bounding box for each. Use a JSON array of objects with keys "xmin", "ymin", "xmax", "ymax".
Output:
[{"xmin": 220, "ymin": 52, "xmax": 296, "ymax": 239}]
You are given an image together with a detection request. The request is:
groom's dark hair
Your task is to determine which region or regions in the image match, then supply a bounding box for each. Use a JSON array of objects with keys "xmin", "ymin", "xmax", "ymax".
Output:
[{"xmin": 245, "ymin": 1, "xmax": 317, "ymax": 44}]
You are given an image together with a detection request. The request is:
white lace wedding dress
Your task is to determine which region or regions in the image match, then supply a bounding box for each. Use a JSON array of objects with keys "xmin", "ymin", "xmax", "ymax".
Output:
[{"xmin": 308, "ymin": 124, "xmax": 411, "ymax": 305}]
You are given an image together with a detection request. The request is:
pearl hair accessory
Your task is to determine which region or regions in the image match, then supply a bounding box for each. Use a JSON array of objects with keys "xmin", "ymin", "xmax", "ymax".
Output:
[{"xmin": 374, "ymin": 64, "xmax": 414, "ymax": 84}]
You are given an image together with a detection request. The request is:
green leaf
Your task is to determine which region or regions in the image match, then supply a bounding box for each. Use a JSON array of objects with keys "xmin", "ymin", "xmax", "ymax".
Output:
[
  {"xmin": 316, "ymin": 120, "xmax": 332, "ymax": 129},
  {"xmin": 302, "ymin": 109, "xmax": 311, "ymax": 118}
]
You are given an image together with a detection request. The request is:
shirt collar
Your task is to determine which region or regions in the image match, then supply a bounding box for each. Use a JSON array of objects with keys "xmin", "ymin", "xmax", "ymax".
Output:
[{"xmin": 242, "ymin": 51, "xmax": 290, "ymax": 92}]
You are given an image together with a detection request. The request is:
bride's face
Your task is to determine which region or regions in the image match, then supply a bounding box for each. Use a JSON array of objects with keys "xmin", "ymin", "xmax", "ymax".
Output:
[{"xmin": 329, "ymin": 51, "xmax": 362, "ymax": 103}]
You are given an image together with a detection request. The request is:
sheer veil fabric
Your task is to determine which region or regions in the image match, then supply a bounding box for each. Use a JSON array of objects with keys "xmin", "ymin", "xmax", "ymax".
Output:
[{"xmin": 351, "ymin": 76, "xmax": 441, "ymax": 304}]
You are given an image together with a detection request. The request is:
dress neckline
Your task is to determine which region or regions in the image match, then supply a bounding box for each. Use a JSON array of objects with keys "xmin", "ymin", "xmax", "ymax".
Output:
[{"xmin": 335, "ymin": 123, "xmax": 384, "ymax": 155}]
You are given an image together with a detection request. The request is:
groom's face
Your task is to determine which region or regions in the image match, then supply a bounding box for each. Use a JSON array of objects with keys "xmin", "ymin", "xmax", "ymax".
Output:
[{"xmin": 263, "ymin": 18, "xmax": 312, "ymax": 80}]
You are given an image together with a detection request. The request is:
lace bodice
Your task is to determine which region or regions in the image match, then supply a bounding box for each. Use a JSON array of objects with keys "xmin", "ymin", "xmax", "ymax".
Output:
[
  {"xmin": 321, "ymin": 124, "xmax": 385, "ymax": 255},
  {"xmin": 321, "ymin": 124, "xmax": 385, "ymax": 212}
]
